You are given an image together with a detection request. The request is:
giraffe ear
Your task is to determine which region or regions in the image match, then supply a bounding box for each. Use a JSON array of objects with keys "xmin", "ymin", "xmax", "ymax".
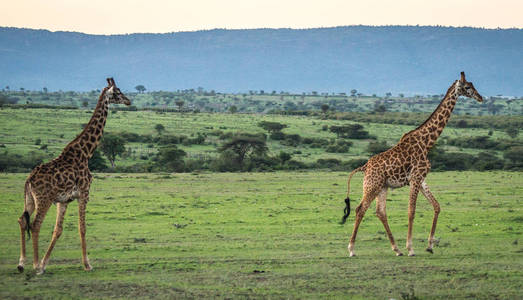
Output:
[
  {"xmin": 460, "ymin": 72, "xmax": 466, "ymax": 82},
  {"xmin": 106, "ymin": 78, "xmax": 112, "ymax": 86},
  {"xmin": 110, "ymin": 78, "xmax": 115, "ymax": 86}
]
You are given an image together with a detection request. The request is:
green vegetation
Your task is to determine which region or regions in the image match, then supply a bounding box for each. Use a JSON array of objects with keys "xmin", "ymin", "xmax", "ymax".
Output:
[
  {"xmin": 1, "ymin": 106, "xmax": 521, "ymax": 173},
  {"xmin": 1, "ymin": 89, "xmax": 522, "ymax": 116},
  {"xmin": 0, "ymin": 171, "xmax": 521, "ymax": 299}
]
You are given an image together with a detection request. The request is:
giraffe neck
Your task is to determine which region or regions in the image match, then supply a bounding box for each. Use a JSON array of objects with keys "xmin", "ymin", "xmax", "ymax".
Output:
[
  {"xmin": 415, "ymin": 81, "xmax": 459, "ymax": 151},
  {"xmin": 62, "ymin": 88, "xmax": 109, "ymax": 162}
]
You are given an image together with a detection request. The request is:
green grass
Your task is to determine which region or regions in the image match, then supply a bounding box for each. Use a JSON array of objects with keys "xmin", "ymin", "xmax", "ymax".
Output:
[
  {"xmin": 1, "ymin": 108, "xmax": 518, "ymax": 167},
  {"xmin": 0, "ymin": 171, "xmax": 521, "ymax": 299}
]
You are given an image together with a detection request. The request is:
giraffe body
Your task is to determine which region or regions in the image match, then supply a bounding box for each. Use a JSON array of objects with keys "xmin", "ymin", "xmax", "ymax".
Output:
[
  {"xmin": 342, "ymin": 72, "xmax": 483, "ymax": 257},
  {"xmin": 17, "ymin": 78, "xmax": 130, "ymax": 274}
]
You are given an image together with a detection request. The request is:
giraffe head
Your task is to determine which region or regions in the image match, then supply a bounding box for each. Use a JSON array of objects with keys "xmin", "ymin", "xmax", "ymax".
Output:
[
  {"xmin": 104, "ymin": 78, "xmax": 131, "ymax": 105},
  {"xmin": 456, "ymin": 72, "xmax": 483, "ymax": 102}
]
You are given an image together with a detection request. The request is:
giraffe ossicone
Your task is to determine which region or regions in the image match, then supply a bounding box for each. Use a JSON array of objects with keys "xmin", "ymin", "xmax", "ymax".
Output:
[
  {"xmin": 17, "ymin": 78, "xmax": 131, "ymax": 274},
  {"xmin": 341, "ymin": 72, "xmax": 483, "ymax": 257}
]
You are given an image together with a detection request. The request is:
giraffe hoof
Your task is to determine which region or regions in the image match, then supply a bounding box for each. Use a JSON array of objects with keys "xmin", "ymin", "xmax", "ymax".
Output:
[
  {"xmin": 36, "ymin": 268, "xmax": 45, "ymax": 275},
  {"xmin": 349, "ymin": 253, "xmax": 356, "ymax": 257},
  {"xmin": 426, "ymin": 248, "xmax": 434, "ymax": 254},
  {"xmin": 408, "ymin": 253, "xmax": 416, "ymax": 257},
  {"xmin": 17, "ymin": 265, "xmax": 24, "ymax": 273},
  {"xmin": 84, "ymin": 264, "xmax": 93, "ymax": 271},
  {"xmin": 396, "ymin": 252, "xmax": 404, "ymax": 256}
]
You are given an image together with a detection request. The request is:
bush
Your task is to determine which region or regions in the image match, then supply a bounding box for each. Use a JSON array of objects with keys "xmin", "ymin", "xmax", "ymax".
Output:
[
  {"xmin": 281, "ymin": 134, "xmax": 301, "ymax": 147},
  {"xmin": 155, "ymin": 145, "xmax": 187, "ymax": 172},
  {"xmin": 367, "ymin": 140, "xmax": 389, "ymax": 155},
  {"xmin": 269, "ymin": 131, "xmax": 286, "ymax": 140},
  {"xmin": 504, "ymin": 146, "xmax": 523, "ymax": 164},
  {"xmin": 325, "ymin": 140, "xmax": 352, "ymax": 153},
  {"xmin": 0, "ymin": 151, "xmax": 46, "ymax": 172},
  {"xmin": 474, "ymin": 152, "xmax": 504, "ymax": 171}
]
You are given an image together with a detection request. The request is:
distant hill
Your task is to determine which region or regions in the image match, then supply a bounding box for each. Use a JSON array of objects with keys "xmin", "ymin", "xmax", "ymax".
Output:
[{"xmin": 0, "ymin": 26, "xmax": 521, "ymax": 96}]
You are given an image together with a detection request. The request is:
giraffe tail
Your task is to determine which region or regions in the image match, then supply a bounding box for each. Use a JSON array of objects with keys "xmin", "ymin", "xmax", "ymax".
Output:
[
  {"xmin": 22, "ymin": 181, "xmax": 33, "ymax": 240},
  {"xmin": 340, "ymin": 164, "xmax": 366, "ymax": 224}
]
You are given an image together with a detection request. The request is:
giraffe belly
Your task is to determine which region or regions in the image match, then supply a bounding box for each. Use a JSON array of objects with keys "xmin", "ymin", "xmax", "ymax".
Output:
[
  {"xmin": 55, "ymin": 189, "xmax": 80, "ymax": 203},
  {"xmin": 386, "ymin": 177, "xmax": 408, "ymax": 188}
]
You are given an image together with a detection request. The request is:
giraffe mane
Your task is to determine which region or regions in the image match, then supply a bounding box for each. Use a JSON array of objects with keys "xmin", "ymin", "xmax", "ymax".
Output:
[
  {"xmin": 400, "ymin": 80, "xmax": 458, "ymax": 141},
  {"xmin": 64, "ymin": 87, "xmax": 110, "ymax": 148}
]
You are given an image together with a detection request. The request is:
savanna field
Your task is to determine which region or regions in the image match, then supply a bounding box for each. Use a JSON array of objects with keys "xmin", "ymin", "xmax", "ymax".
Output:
[
  {"xmin": 0, "ymin": 102, "xmax": 522, "ymax": 299},
  {"xmin": 0, "ymin": 171, "xmax": 522, "ymax": 299}
]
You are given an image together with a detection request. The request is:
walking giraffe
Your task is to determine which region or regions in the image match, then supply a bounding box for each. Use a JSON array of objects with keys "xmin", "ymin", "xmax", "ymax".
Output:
[
  {"xmin": 17, "ymin": 78, "xmax": 131, "ymax": 274},
  {"xmin": 341, "ymin": 72, "xmax": 483, "ymax": 257}
]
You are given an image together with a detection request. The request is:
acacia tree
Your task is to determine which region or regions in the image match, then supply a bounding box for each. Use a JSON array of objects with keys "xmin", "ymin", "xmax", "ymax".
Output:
[
  {"xmin": 258, "ymin": 121, "xmax": 287, "ymax": 134},
  {"xmin": 219, "ymin": 134, "xmax": 268, "ymax": 167},
  {"xmin": 100, "ymin": 133, "xmax": 126, "ymax": 168},
  {"xmin": 329, "ymin": 124, "xmax": 369, "ymax": 139},
  {"xmin": 135, "ymin": 85, "xmax": 146, "ymax": 93},
  {"xmin": 156, "ymin": 145, "xmax": 186, "ymax": 172}
]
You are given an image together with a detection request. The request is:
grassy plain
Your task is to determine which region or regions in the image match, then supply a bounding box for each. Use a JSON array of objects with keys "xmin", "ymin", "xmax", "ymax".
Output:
[
  {"xmin": 0, "ymin": 108, "xmax": 516, "ymax": 167},
  {"xmin": 0, "ymin": 171, "xmax": 521, "ymax": 299}
]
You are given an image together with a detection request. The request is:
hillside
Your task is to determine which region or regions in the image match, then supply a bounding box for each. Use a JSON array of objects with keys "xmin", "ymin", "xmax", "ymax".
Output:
[{"xmin": 1, "ymin": 26, "xmax": 522, "ymax": 95}]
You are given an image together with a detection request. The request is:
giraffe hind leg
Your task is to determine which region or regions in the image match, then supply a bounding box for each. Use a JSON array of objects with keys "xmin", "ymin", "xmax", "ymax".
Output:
[
  {"xmin": 18, "ymin": 184, "xmax": 36, "ymax": 272},
  {"xmin": 38, "ymin": 202, "xmax": 68, "ymax": 275},
  {"xmin": 347, "ymin": 187, "xmax": 379, "ymax": 257},
  {"xmin": 17, "ymin": 212, "xmax": 31, "ymax": 272},
  {"xmin": 31, "ymin": 200, "xmax": 52, "ymax": 272},
  {"xmin": 375, "ymin": 188, "xmax": 403, "ymax": 256},
  {"xmin": 420, "ymin": 181, "xmax": 440, "ymax": 253}
]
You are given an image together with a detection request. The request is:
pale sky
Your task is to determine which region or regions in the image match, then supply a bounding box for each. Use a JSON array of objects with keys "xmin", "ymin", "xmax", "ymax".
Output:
[{"xmin": 1, "ymin": 0, "xmax": 522, "ymax": 34}]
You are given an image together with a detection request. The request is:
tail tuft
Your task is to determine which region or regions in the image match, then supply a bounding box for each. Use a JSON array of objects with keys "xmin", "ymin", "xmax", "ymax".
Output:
[
  {"xmin": 340, "ymin": 197, "xmax": 351, "ymax": 224},
  {"xmin": 23, "ymin": 211, "xmax": 31, "ymax": 240}
]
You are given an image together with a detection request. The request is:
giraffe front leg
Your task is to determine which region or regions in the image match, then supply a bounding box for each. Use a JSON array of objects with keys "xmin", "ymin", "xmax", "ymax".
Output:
[
  {"xmin": 39, "ymin": 202, "xmax": 68, "ymax": 275},
  {"xmin": 420, "ymin": 181, "xmax": 440, "ymax": 254},
  {"xmin": 78, "ymin": 197, "xmax": 92, "ymax": 271},
  {"xmin": 406, "ymin": 180, "xmax": 421, "ymax": 256}
]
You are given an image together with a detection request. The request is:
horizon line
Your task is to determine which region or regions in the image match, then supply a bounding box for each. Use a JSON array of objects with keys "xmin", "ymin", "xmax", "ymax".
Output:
[{"xmin": 2, "ymin": 24, "xmax": 522, "ymax": 36}]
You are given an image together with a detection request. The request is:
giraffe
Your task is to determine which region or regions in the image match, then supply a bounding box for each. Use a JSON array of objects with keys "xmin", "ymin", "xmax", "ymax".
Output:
[
  {"xmin": 340, "ymin": 72, "xmax": 483, "ymax": 257},
  {"xmin": 17, "ymin": 78, "xmax": 131, "ymax": 274}
]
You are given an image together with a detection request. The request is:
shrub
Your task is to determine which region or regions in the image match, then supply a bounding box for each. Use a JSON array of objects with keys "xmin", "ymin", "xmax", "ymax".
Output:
[
  {"xmin": 367, "ymin": 140, "xmax": 389, "ymax": 155},
  {"xmin": 325, "ymin": 140, "xmax": 352, "ymax": 153}
]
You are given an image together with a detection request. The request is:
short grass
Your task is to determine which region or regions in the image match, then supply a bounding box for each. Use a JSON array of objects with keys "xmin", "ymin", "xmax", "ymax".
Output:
[
  {"xmin": 0, "ymin": 108, "xmax": 517, "ymax": 167},
  {"xmin": 0, "ymin": 171, "xmax": 521, "ymax": 299}
]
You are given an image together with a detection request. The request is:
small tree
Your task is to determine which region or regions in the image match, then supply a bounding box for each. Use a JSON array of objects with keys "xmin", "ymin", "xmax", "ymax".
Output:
[
  {"xmin": 156, "ymin": 145, "xmax": 186, "ymax": 172},
  {"xmin": 100, "ymin": 134, "xmax": 126, "ymax": 168},
  {"xmin": 229, "ymin": 105, "xmax": 238, "ymax": 114},
  {"xmin": 219, "ymin": 134, "xmax": 268, "ymax": 167},
  {"xmin": 155, "ymin": 124, "xmax": 165, "ymax": 135},
  {"xmin": 329, "ymin": 124, "xmax": 369, "ymax": 139},
  {"xmin": 321, "ymin": 104, "xmax": 329, "ymax": 114},
  {"xmin": 135, "ymin": 85, "xmax": 146, "ymax": 93},
  {"xmin": 175, "ymin": 100, "xmax": 185, "ymax": 111},
  {"xmin": 258, "ymin": 121, "xmax": 287, "ymax": 134}
]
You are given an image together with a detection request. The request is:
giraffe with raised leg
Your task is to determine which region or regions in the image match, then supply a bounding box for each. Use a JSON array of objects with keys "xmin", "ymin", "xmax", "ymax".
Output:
[
  {"xmin": 340, "ymin": 72, "xmax": 483, "ymax": 257},
  {"xmin": 17, "ymin": 78, "xmax": 131, "ymax": 274}
]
